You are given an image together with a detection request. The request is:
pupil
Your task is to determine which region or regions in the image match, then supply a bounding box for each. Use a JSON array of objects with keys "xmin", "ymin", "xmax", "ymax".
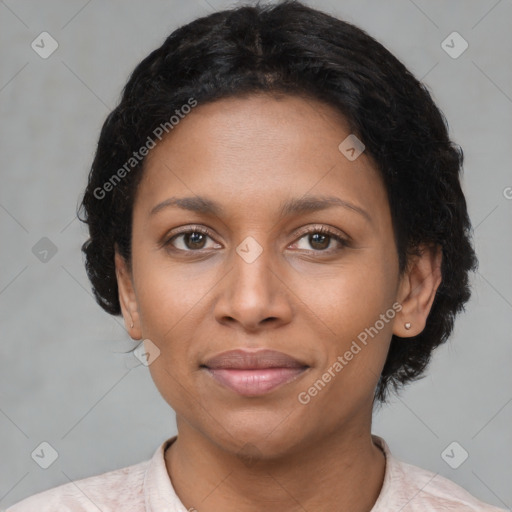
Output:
[
  {"xmin": 310, "ymin": 233, "xmax": 329, "ymax": 250},
  {"xmin": 187, "ymin": 232, "xmax": 205, "ymax": 248}
]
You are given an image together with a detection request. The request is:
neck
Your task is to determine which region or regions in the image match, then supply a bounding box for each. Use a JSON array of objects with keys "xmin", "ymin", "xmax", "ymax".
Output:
[{"xmin": 165, "ymin": 420, "xmax": 386, "ymax": 512}]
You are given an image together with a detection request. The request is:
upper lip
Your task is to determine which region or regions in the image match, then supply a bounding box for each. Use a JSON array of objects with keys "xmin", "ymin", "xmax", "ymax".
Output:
[{"xmin": 202, "ymin": 349, "xmax": 309, "ymax": 370}]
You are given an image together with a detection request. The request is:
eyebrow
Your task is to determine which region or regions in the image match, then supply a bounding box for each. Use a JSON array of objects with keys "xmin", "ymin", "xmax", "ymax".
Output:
[
  {"xmin": 150, "ymin": 196, "xmax": 222, "ymax": 217},
  {"xmin": 279, "ymin": 195, "xmax": 371, "ymax": 223},
  {"xmin": 149, "ymin": 194, "xmax": 371, "ymax": 223}
]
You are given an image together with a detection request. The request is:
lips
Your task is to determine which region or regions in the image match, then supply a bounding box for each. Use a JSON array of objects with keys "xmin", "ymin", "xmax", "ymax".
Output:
[
  {"xmin": 201, "ymin": 349, "xmax": 309, "ymax": 396},
  {"xmin": 203, "ymin": 349, "xmax": 308, "ymax": 370}
]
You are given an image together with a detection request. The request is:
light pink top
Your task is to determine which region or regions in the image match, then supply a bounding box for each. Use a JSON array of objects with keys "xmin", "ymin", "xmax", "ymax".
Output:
[{"xmin": 6, "ymin": 435, "xmax": 506, "ymax": 511}]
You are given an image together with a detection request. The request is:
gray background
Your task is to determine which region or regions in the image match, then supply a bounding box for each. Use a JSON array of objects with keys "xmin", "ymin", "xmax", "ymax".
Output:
[{"xmin": 1, "ymin": 0, "xmax": 511, "ymax": 509}]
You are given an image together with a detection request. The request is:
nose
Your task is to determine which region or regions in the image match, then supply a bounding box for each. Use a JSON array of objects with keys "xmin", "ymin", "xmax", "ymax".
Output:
[{"xmin": 213, "ymin": 236, "xmax": 294, "ymax": 332}]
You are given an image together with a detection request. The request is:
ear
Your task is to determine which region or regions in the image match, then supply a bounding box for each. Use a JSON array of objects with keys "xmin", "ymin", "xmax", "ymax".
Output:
[
  {"xmin": 114, "ymin": 247, "xmax": 142, "ymax": 340},
  {"xmin": 393, "ymin": 244, "xmax": 442, "ymax": 338}
]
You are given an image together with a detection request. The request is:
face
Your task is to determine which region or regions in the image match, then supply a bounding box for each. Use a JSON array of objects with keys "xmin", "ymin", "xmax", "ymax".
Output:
[{"xmin": 115, "ymin": 94, "xmax": 438, "ymax": 459}]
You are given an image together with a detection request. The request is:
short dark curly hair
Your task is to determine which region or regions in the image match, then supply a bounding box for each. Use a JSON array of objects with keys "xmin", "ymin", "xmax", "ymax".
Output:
[{"xmin": 78, "ymin": 0, "xmax": 478, "ymax": 403}]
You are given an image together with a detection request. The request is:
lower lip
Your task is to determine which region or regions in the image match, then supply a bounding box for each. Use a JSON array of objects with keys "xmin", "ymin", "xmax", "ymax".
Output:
[{"xmin": 204, "ymin": 367, "xmax": 308, "ymax": 396}]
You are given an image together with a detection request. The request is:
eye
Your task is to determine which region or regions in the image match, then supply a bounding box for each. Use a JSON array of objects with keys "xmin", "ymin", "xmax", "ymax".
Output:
[
  {"xmin": 164, "ymin": 226, "xmax": 221, "ymax": 252},
  {"xmin": 163, "ymin": 224, "xmax": 349, "ymax": 254},
  {"xmin": 290, "ymin": 225, "xmax": 348, "ymax": 253}
]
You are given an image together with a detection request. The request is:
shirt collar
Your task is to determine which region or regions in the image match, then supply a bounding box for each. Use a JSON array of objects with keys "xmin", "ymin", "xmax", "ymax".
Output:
[
  {"xmin": 144, "ymin": 435, "xmax": 186, "ymax": 512},
  {"xmin": 370, "ymin": 434, "xmax": 399, "ymax": 511}
]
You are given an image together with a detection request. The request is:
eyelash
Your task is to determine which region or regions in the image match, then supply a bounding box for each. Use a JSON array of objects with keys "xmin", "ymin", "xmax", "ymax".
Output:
[{"xmin": 163, "ymin": 224, "xmax": 349, "ymax": 255}]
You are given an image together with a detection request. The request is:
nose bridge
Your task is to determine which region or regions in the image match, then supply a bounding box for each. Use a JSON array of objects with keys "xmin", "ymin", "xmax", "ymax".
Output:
[
  {"xmin": 232, "ymin": 233, "xmax": 275, "ymax": 300},
  {"xmin": 214, "ymin": 232, "xmax": 292, "ymax": 329}
]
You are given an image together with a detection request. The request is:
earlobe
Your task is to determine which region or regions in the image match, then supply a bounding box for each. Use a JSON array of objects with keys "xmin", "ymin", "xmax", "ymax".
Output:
[
  {"xmin": 393, "ymin": 244, "xmax": 442, "ymax": 338},
  {"xmin": 114, "ymin": 249, "xmax": 142, "ymax": 340}
]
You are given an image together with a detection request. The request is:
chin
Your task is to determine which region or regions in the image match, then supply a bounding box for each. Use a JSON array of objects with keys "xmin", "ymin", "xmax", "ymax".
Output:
[{"xmin": 203, "ymin": 410, "xmax": 307, "ymax": 459}]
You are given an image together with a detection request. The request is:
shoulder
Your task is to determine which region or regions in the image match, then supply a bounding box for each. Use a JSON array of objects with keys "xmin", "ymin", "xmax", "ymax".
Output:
[
  {"xmin": 5, "ymin": 459, "xmax": 149, "ymax": 512},
  {"xmin": 394, "ymin": 458, "xmax": 506, "ymax": 511},
  {"xmin": 372, "ymin": 436, "xmax": 507, "ymax": 512}
]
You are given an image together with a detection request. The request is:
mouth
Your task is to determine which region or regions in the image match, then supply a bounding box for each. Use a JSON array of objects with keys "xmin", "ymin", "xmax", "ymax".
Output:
[{"xmin": 200, "ymin": 349, "xmax": 310, "ymax": 397}]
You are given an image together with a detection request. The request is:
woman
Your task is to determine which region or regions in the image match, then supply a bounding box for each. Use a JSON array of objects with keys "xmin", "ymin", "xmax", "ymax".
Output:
[{"xmin": 7, "ymin": 1, "xmax": 506, "ymax": 510}]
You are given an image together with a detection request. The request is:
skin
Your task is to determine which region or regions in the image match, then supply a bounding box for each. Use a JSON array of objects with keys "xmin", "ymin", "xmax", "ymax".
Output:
[{"xmin": 115, "ymin": 93, "xmax": 442, "ymax": 512}]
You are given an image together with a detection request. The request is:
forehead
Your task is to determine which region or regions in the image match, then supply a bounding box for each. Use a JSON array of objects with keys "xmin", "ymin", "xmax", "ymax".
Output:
[{"xmin": 135, "ymin": 94, "xmax": 387, "ymax": 221}]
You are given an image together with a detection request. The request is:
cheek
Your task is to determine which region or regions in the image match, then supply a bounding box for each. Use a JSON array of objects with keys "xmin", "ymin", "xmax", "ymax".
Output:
[
  {"xmin": 292, "ymin": 250, "xmax": 398, "ymax": 392},
  {"xmin": 132, "ymin": 248, "xmax": 214, "ymax": 337},
  {"xmin": 131, "ymin": 255, "xmax": 206, "ymax": 408},
  {"xmin": 293, "ymin": 251, "xmax": 398, "ymax": 333}
]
